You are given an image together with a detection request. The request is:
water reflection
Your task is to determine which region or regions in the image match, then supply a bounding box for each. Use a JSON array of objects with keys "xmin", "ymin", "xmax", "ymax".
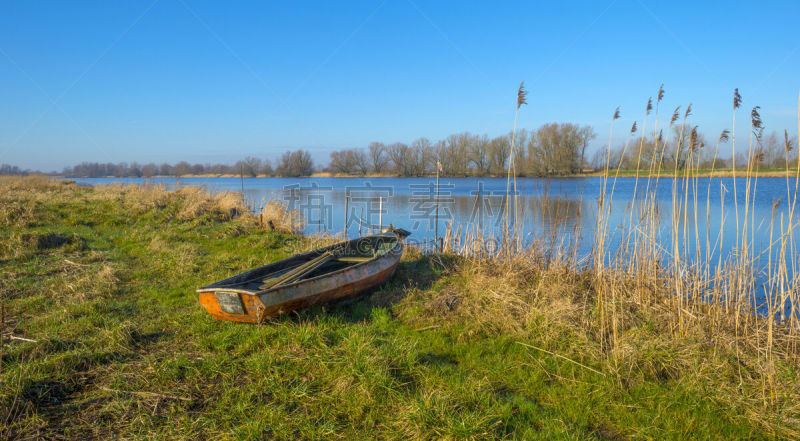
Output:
[{"xmin": 70, "ymin": 176, "xmax": 798, "ymax": 265}]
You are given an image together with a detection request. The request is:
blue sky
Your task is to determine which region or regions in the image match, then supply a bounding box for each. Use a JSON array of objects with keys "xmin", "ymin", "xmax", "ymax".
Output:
[{"xmin": 1, "ymin": 0, "xmax": 798, "ymax": 171}]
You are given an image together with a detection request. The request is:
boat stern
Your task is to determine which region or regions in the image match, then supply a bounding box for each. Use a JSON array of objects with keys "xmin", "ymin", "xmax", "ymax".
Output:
[{"xmin": 197, "ymin": 289, "xmax": 267, "ymax": 323}]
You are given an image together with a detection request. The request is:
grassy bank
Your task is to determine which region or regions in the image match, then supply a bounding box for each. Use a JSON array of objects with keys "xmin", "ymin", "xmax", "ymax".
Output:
[{"xmin": 1, "ymin": 176, "xmax": 799, "ymax": 439}]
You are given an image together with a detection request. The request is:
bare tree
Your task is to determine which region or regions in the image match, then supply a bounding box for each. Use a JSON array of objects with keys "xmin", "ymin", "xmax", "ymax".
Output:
[
  {"xmin": 589, "ymin": 149, "xmax": 606, "ymax": 170},
  {"xmin": 487, "ymin": 136, "xmax": 510, "ymax": 176},
  {"xmin": 410, "ymin": 138, "xmax": 432, "ymax": 176},
  {"xmin": 368, "ymin": 142, "xmax": 388, "ymax": 174},
  {"xmin": 262, "ymin": 159, "xmax": 274, "ymax": 176},
  {"xmin": 141, "ymin": 163, "xmax": 158, "ymax": 178},
  {"xmin": 442, "ymin": 133, "xmax": 470, "ymax": 176},
  {"xmin": 276, "ymin": 150, "xmax": 313, "ymax": 177},
  {"xmin": 526, "ymin": 123, "xmax": 584, "ymax": 175},
  {"xmin": 578, "ymin": 126, "xmax": 597, "ymax": 171},
  {"xmin": 238, "ymin": 156, "xmax": 263, "ymax": 177},
  {"xmin": 512, "ymin": 129, "xmax": 529, "ymax": 177},
  {"xmin": 762, "ymin": 131, "xmax": 782, "ymax": 168},
  {"xmin": 669, "ymin": 124, "xmax": 706, "ymax": 170},
  {"xmin": 467, "ymin": 134, "xmax": 490, "ymax": 175},
  {"xmin": 0, "ymin": 164, "xmax": 25, "ymax": 175},
  {"xmin": 387, "ymin": 142, "xmax": 411, "ymax": 176},
  {"xmin": 174, "ymin": 161, "xmax": 192, "ymax": 177},
  {"xmin": 329, "ymin": 150, "xmax": 349, "ymax": 175},
  {"xmin": 351, "ymin": 149, "xmax": 369, "ymax": 175}
]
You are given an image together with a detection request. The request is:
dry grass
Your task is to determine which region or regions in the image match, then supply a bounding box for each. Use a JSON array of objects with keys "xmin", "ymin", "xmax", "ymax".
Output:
[
  {"xmin": 0, "ymin": 176, "xmax": 77, "ymax": 228},
  {"xmin": 3, "ymin": 171, "xmax": 800, "ymax": 438},
  {"xmin": 54, "ymin": 259, "xmax": 119, "ymax": 304},
  {"xmin": 175, "ymin": 186, "xmax": 245, "ymax": 221},
  {"xmin": 0, "ymin": 175, "xmax": 76, "ymax": 193},
  {"xmin": 403, "ymin": 244, "xmax": 800, "ymax": 436},
  {"xmin": 0, "ymin": 176, "xmax": 255, "ymax": 225},
  {"xmin": 93, "ymin": 183, "xmax": 173, "ymax": 216},
  {"xmin": 396, "ymin": 86, "xmax": 800, "ymax": 436},
  {"xmin": 256, "ymin": 199, "xmax": 305, "ymax": 234},
  {"xmin": 93, "ymin": 183, "xmax": 249, "ymax": 221}
]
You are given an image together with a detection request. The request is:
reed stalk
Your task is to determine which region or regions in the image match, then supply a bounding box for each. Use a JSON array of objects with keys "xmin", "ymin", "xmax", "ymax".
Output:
[
  {"xmin": 423, "ymin": 87, "xmax": 800, "ymax": 417},
  {"xmin": 505, "ymin": 82, "xmax": 528, "ymax": 258}
]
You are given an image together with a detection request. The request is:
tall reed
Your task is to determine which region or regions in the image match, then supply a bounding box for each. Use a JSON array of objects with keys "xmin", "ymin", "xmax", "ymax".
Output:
[{"xmin": 435, "ymin": 86, "xmax": 800, "ymax": 413}]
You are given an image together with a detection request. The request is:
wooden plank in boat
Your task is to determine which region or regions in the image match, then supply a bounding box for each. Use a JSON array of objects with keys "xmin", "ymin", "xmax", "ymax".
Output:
[
  {"xmin": 259, "ymin": 252, "xmax": 334, "ymax": 290},
  {"xmin": 336, "ymin": 257, "xmax": 371, "ymax": 263}
]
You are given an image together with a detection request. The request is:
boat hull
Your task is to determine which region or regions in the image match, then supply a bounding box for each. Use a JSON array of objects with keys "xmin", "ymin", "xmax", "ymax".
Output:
[{"xmin": 198, "ymin": 235, "xmax": 402, "ymax": 323}]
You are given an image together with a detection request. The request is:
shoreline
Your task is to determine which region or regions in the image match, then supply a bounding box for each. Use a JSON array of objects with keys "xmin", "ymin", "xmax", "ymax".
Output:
[
  {"xmin": 57, "ymin": 169, "xmax": 800, "ymax": 179},
  {"xmin": 2, "ymin": 175, "xmax": 799, "ymax": 438}
]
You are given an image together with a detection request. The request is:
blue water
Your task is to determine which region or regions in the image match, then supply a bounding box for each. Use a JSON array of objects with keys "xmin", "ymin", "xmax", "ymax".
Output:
[
  {"xmin": 69, "ymin": 176, "xmax": 800, "ymax": 319},
  {"xmin": 71, "ymin": 176, "xmax": 799, "ymax": 261}
]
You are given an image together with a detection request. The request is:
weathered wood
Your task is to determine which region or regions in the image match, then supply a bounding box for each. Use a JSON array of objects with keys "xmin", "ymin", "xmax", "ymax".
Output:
[
  {"xmin": 215, "ymin": 291, "xmax": 245, "ymax": 314},
  {"xmin": 336, "ymin": 257, "xmax": 371, "ymax": 263},
  {"xmin": 197, "ymin": 234, "xmax": 404, "ymax": 324},
  {"xmin": 259, "ymin": 251, "xmax": 334, "ymax": 290}
]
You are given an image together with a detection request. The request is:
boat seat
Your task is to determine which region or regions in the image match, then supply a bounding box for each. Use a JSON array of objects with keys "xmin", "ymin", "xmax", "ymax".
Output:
[{"xmin": 336, "ymin": 257, "xmax": 371, "ymax": 263}]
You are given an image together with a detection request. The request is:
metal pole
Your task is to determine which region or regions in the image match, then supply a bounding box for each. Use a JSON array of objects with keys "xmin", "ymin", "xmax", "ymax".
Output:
[
  {"xmin": 359, "ymin": 207, "xmax": 364, "ymax": 236},
  {"xmin": 378, "ymin": 196, "xmax": 383, "ymax": 232},
  {"xmin": 240, "ymin": 164, "xmax": 245, "ymax": 202},
  {"xmin": 344, "ymin": 194, "xmax": 349, "ymax": 239},
  {"xmin": 435, "ymin": 167, "xmax": 440, "ymax": 252}
]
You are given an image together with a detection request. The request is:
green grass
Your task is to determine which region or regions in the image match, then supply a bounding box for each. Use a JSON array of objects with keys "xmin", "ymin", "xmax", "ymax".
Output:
[{"xmin": 0, "ymin": 178, "xmax": 792, "ymax": 439}]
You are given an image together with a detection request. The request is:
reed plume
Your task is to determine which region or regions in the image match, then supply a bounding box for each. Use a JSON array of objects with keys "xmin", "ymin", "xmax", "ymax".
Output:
[
  {"xmin": 517, "ymin": 81, "xmax": 528, "ymax": 109},
  {"xmin": 644, "ymin": 86, "xmax": 663, "ymax": 199},
  {"xmin": 751, "ymin": 106, "xmax": 764, "ymax": 140},
  {"xmin": 689, "ymin": 126, "xmax": 699, "ymax": 152},
  {"xmin": 719, "ymin": 129, "xmax": 730, "ymax": 144}
]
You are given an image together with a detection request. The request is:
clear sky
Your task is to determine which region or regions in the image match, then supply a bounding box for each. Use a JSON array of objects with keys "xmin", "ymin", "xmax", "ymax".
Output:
[{"xmin": 1, "ymin": 0, "xmax": 798, "ymax": 171}]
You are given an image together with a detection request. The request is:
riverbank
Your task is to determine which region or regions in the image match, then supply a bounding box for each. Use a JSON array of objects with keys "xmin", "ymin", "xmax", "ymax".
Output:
[
  {"xmin": 1, "ymin": 176, "xmax": 798, "ymax": 439},
  {"xmin": 55, "ymin": 167, "xmax": 800, "ymax": 179}
]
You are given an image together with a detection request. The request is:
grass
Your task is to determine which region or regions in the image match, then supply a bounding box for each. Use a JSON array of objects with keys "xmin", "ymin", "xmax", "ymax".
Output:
[{"xmin": 1, "ymin": 176, "xmax": 799, "ymax": 439}]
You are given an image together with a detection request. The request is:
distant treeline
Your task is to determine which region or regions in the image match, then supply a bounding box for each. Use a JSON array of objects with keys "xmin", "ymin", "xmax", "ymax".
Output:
[
  {"xmin": 596, "ymin": 127, "xmax": 799, "ymax": 172},
  {"xmin": 328, "ymin": 125, "xmax": 799, "ymax": 177},
  {"xmin": 328, "ymin": 123, "xmax": 596, "ymax": 177},
  {"xmin": 51, "ymin": 124, "xmax": 598, "ymax": 178},
  {"xmin": 59, "ymin": 150, "xmax": 314, "ymax": 178},
  {"xmin": 0, "ymin": 164, "xmax": 31, "ymax": 175},
  {"xmin": 6, "ymin": 123, "xmax": 797, "ymax": 179}
]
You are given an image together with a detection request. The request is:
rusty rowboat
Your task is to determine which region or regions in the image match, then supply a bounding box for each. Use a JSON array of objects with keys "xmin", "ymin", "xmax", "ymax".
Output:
[{"xmin": 197, "ymin": 233, "xmax": 405, "ymax": 323}]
